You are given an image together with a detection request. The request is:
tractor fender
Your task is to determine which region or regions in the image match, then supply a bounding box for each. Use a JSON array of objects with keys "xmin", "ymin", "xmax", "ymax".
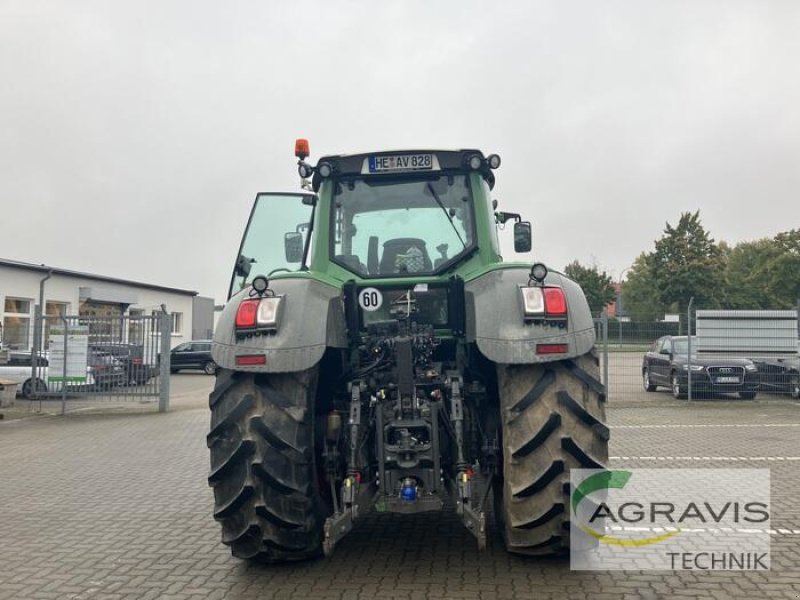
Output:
[
  {"xmin": 465, "ymin": 267, "xmax": 595, "ymax": 363},
  {"xmin": 212, "ymin": 277, "xmax": 347, "ymax": 372}
]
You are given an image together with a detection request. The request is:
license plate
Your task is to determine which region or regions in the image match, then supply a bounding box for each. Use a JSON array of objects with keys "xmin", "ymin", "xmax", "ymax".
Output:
[
  {"xmin": 368, "ymin": 154, "xmax": 435, "ymax": 173},
  {"xmin": 715, "ymin": 376, "xmax": 740, "ymax": 383}
]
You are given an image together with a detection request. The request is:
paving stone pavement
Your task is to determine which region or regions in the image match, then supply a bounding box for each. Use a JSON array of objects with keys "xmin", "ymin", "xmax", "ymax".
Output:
[{"xmin": 1, "ymin": 375, "xmax": 799, "ymax": 599}]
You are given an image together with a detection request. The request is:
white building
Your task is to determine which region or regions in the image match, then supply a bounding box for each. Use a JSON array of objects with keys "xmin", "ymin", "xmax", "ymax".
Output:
[{"xmin": 0, "ymin": 258, "xmax": 210, "ymax": 352}]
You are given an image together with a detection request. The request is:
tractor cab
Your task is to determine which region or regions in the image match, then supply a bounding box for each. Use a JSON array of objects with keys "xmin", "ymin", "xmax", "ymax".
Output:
[{"xmin": 228, "ymin": 141, "xmax": 531, "ymax": 299}]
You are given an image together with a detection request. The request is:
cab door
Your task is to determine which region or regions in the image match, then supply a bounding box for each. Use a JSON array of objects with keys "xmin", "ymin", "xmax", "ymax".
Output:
[{"xmin": 228, "ymin": 192, "xmax": 316, "ymax": 300}]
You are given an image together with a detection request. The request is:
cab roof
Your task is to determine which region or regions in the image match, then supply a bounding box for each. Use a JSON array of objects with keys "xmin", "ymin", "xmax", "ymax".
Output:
[{"xmin": 310, "ymin": 149, "xmax": 495, "ymax": 191}]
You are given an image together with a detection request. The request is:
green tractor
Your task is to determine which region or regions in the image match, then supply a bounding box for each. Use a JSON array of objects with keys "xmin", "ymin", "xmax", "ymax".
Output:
[{"xmin": 208, "ymin": 141, "xmax": 608, "ymax": 561}]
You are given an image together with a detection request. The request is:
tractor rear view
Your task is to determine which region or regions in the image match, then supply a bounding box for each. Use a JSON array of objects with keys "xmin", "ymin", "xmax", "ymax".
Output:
[{"xmin": 207, "ymin": 141, "xmax": 608, "ymax": 561}]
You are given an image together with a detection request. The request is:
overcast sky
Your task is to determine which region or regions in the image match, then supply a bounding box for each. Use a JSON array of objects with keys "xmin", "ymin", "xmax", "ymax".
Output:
[{"xmin": 1, "ymin": 1, "xmax": 798, "ymax": 303}]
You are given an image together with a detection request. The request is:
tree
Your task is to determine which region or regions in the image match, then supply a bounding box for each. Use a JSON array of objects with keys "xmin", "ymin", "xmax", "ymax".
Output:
[
  {"xmin": 722, "ymin": 230, "xmax": 800, "ymax": 309},
  {"xmin": 619, "ymin": 253, "xmax": 666, "ymax": 321},
  {"xmin": 563, "ymin": 260, "xmax": 616, "ymax": 317},
  {"xmin": 770, "ymin": 229, "xmax": 800, "ymax": 307},
  {"xmin": 649, "ymin": 211, "xmax": 725, "ymax": 312},
  {"xmin": 723, "ymin": 238, "xmax": 782, "ymax": 309}
]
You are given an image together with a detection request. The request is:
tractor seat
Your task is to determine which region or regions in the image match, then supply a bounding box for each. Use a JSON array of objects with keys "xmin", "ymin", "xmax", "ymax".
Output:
[{"xmin": 379, "ymin": 238, "xmax": 432, "ymax": 274}]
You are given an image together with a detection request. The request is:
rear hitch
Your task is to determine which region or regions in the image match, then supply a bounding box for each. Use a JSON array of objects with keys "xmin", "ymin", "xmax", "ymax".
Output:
[
  {"xmin": 446, "ymin": 374, "xmax": 487, "ymax": 550},
  {"xmin": 453, "ymin": 468, "xmax": 489, "ymax": 551},
  {"xmin": 323, "ymin": 476, "xmax": 357, "ymax": 557}
]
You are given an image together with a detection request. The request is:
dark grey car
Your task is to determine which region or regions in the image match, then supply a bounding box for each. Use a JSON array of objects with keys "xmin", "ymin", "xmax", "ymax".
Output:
[
  {"xmin": 169, "ymin": 341, "xmax": 216, "ymax": 375},
  {"xmin": 89, "ymin": 343, "xmax": 155, "ymax": 385},
  {"xmin": 752, "ymin": 357, "xmax": 800, "ymax": 398},
  {"xmin": 642, "ymin": 335, "xmax": 760, "ymax": 399}
]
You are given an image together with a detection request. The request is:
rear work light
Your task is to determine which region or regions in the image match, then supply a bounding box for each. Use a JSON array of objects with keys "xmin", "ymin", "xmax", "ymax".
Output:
[
  {"xmin": 520, "ymin": 286, "xmax": 568, "ymax": 321},
  {"xmin": 235, "ymin": 296, "xmax": 283, "ymax": 333}
]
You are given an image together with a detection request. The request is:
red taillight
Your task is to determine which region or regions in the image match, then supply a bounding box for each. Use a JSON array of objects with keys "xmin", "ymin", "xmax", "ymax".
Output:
[
  {"xmin": 543, "ymin": 287, "xmax": 567, "ymax": 317},
  {"xmin": 537, "ymin": 343, "xmax": 569, "ymax": 355},
  {"xmin": 236, "ymin": 354, "xmax": 266, "ymax": 366},
  {"xmin": 235, "ymin": 299, "xmax": 259, "ymax": 328},
  {"xmin": 133, "ymin": 358, "xmax": 143, "ymax": 365}
]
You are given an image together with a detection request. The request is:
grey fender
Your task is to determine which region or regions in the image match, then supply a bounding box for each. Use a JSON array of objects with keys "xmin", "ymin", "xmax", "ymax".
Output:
[
  {"xmin": 212, "ymin": 277, "xmax": 347, "ymax": 373},
  {"xmin": 465, "ymin": 267, "xmax": 595, "ymax": 364}
]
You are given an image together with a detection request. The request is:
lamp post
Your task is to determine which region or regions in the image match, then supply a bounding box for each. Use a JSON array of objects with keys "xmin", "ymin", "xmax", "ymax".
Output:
[
  {"xmin": 617, "ymin": 266, "xmax": 631, "ymax": 348},
  {"xmin": 31, "ymin": 268, "xmax": 53, "ymax": 398}
]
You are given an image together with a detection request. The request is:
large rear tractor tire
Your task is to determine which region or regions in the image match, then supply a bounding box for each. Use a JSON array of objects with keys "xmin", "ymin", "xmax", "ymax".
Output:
[
  {"xmin": 207, "ymin": 368, "xmax": 326, "ymax": 563},
  {"xmin": 496, "ymin": 352, "xmax": 608, "ymax": 555}
]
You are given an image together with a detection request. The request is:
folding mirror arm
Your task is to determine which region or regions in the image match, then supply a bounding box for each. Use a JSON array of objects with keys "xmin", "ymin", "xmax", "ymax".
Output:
[{"xmin": 495, "ymin": 211, "xmax": 522, "ymax": 225}]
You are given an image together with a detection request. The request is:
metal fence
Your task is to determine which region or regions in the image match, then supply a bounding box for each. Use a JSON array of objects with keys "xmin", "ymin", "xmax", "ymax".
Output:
[
  {"xmin": 595, "ymin": 307, "xmax": 800, "ymax": 402},
  {"xmin": 27, "ymin": 311, "xmax": 172, "ymax": 413}
]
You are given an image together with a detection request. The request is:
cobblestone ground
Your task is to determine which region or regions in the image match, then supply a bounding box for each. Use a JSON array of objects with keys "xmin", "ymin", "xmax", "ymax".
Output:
[{"xmin": 1, "ymin": 374, "xmax": 799, "ymax": 599}]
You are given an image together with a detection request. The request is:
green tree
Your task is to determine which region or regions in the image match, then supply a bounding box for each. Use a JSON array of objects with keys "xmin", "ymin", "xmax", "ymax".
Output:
[
  {"xmin": 649, "ymin": 211, "xmax": 725, "ymax": 312},
  {"xmin": 770, "ymin": 229, "xmax": 800, "ymax": 307},
  {"xmin": 723, "ymin": 238, "xmax": 782, "ymax": 308},
  {"xmin": 619, "ymin": 253, "xmax": 666, "ymax": 321},
  {"xmin": 563, "ymin": 260, "xmax": 616, "ymax": 317},
  {"xmin": 723, "ymin": 230, "xmax": 800, "ymax": 309}
]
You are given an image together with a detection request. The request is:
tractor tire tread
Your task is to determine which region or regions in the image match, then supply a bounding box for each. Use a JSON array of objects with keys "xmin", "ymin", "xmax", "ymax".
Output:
[
  {"xmin": 497, "ymin": 351, "xmax": 608, "ymax": 556},
  {"xmin": 208, "ymin": 368, "xmax": 324, "ymax": 563}
]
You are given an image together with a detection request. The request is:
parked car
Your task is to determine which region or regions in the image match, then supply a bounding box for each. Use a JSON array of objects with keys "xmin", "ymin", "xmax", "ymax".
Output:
[
  {"xmin": 89, "ymin": 343, "xmax": 156, "ymax": 385},
  {"xmin": 169, "ymin": 340, "xmax": 216, "ymax": 375},
  {"xmin": 751, "ymin": 357, "xmax": 800, "ymax": 399},
  {"xmin": 87, "ymin": 348, "xmax": 128, "ymax": 389},
  {"xmin": 0, "ymin": 352, "xmax": 95, "ymax": 397},
  {"xmin": 642, "ymin": 335, "xmax": 760, "ymax": 399}
]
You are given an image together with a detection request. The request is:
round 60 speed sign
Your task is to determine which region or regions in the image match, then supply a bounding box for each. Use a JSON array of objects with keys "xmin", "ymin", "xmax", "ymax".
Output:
[{"xmin": 358, "ymin": 287, "xmax": 383, "ymax": 312}]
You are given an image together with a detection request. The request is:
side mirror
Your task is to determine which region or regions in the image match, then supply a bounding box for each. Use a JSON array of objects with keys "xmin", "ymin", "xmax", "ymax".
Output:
[
  {"xmin": 284, "ymin": 232, "xmax": 303, "ymax": 263},
  {"xmin": 659, "ymin": 348, "xmax": 671, "ymax": 356},
  {"xmin": 514, "ymin": 221, "xmax": 532, "ymax": 253},
  {"xmin": 234, "ymin": 254, "xmax": 253, "ymax": 278}
]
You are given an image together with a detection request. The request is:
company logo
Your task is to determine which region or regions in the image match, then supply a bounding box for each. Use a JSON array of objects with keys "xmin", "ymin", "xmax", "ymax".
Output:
[
  {"xmin": 571, "ymin": 470, "xmax": 680, "ymax": 546},
  {"xmin": 570, "ymin": 469, "xmax": 771, "ymax": 571},
  {"xmin": 571, "ymin": 470, "xmax": 769, "ymax": 547}
]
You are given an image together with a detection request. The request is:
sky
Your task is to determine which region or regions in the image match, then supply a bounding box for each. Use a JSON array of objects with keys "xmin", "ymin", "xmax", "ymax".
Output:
[{"xmin": 1, "ymin": 1, "xmax": 798, "ymax": 303}]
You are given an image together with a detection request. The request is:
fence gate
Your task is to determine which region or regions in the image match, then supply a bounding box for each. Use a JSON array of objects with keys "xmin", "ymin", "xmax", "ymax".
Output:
[{"xmin": 29, "ymin": 311, "xmax": 172, "ymax": 413}]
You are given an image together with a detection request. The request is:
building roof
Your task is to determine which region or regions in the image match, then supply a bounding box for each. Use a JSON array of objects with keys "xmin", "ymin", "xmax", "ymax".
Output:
[{"xmin": 0, "ymin": 258, "xmax": 198, "ymax": 296}]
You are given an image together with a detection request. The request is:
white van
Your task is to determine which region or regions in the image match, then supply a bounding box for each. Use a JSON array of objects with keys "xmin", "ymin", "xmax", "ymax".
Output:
[{"xmin": 0, "ymin": 352, "xmax": 95, "ymax": 398}]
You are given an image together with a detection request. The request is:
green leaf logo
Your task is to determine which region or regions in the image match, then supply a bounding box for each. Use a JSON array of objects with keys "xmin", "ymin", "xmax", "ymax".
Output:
[{"xmin": 572, "ymin": 470, "xmax": 681, "ymax": 547}]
